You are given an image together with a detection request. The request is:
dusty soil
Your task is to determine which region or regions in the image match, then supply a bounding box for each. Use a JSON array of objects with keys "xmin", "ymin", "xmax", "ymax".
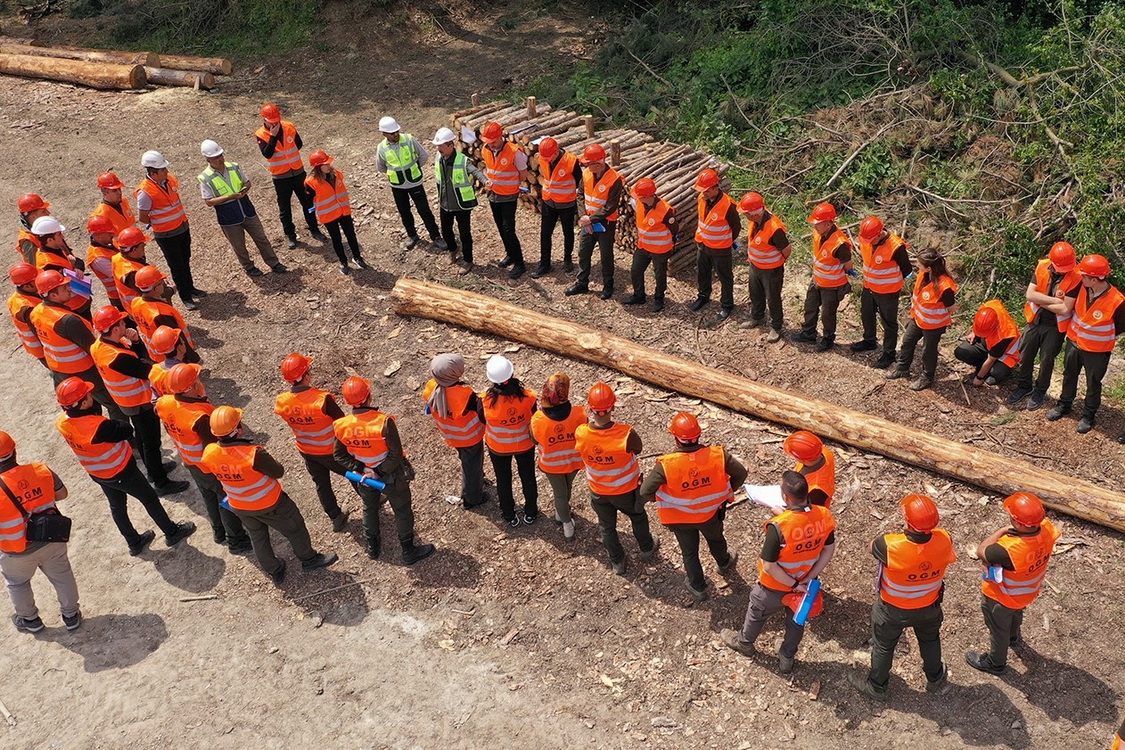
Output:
[{"xmin": 1, "ymin": 4, "xmax": 1123, "ymax": 748}]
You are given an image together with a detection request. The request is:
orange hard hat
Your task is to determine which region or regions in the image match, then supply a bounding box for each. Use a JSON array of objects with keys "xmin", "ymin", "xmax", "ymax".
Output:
[
  {"xmin": 114, "ymin": 226, "xmax": 147, "ymax": 250},
  {"xmin": 693, "ymin": 168, "xmax": 719, "ymax": 191},
  {"xmin": 93, "ymin": 305, "xmax": 128, "ymax": 333},
  {"xmin": 631, "ymin": 178, "xmax": 657, "ymax": 199},
  {"xmin": 669, "ymin": 412, "xmax": 702, "ymax": 441},
  {"xmin": 1048, "ymin": 242, "xmax": 1076, "ymax": 272},
  {"xmin": 808, "ymin": 202, "xmax": 837, "ymax": 224},
  {"xmin": 783, "ymin": 430, "xmax": 823, "ymax": 463},
  {"xmin": 86, "ymin": 215, "xmax": 116, "ymax": 234},
  {"xmin": 150, "ymin": 325, "xmax": 182, "ymax": 355},
  {"xmin": 260, "ymin": 102, "xmax": 281, "ymax": 123},
  {"xmin": 1003, "ymin": 491, "xmax": 1045, "ymax": 526},
  {"xmin": 1078, "ymin": 254, "xmax": 1110, "ymax": 278},
  {"xmin": 8, "ymin": 262, "xmax": 38, "ymax": 286},
  {"xmin": 782, "ymin": 588, "xmax": 824, "ymax": 619},
  {"xmin": 280, "ymin": 352, "xmax": 312, "ymax": 383},
  {"xmin": 35, "ymin": 270, "xmax": 69, "ymax": 296},
  {"xmin": 901, "ymin": 494, "xmax": 940, "ymax": 531},
  {"xmin": 97, "ymin": 171, "xmax": 125, "ymax": 190},
  {"xmin": 481, "ymin": 121, "xmax": 503, "ymax": 143},
  {"xmin": 308, "ymin": 150, "xmax": 332, "ymax": 167},
  {"xmin": 167, "ymin": 363, "xmax": 202, "ymax": 394},
  {"xmin": 56, "ymin": 377, "xmax": 94, "ymax": 408},
  {"xmin": 858, "ymin": 216, "xmax": 885, "ymax": 241},
  {"xmin": 17, "ymin": 193, "xmax": 49, "ymax": 213},
  {"xmin": 341, "ymin": 376, "xmax": 371, "ymax": 406},
  {"xmin": 738, "ymin": 192, "xmax": 764, "ymax": 213},
  {"xmin": 210, "ymin": 405, "xmax": 243, "ymax": 437},
  {"xmin": 587, "ymin": 382, "xmax": 616, "ymax": 411},
  {"xmin": 580, "ymin": 143, "xmax": 606, "ymax": 165},
  {"xmin": 537, "ymin": 137, "xmax": 559, "ymax": 160},
  {"xmin": 134, "ymin": 265, "xmax": 167, "ymax": 291},
  {"xmin": 972, "ymin": 305, "xmax": 999, "ymax": 337},
  {"xmin": 0, "ymin": 431, "xmax": 13, "ymax": 459}
]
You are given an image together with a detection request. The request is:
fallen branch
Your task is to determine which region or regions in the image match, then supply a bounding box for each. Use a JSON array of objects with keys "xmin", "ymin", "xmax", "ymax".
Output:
[
  {"xmin": 825, "ymin": 121, "xmax": 897, "ymax": 189},
  {"xmin": 291, "ymin": 578, "xmax": 377, "ymax": 602}
]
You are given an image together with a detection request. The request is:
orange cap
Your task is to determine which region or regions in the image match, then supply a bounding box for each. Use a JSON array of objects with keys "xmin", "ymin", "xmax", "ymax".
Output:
[
  {"xmin": 808, "ymin": 202, "xmax": 837, "ymax": 224},
  {"xmin": 56, "ymin": 377, "xmax": 94, "ymax": 408},
  {"xmin": 738, "ymin": 192, "xmax": 764, "ymax": 213},
  {"xmin": 167, "ymin": 363, "xmax": 202, "ymax": 394},
  {"xmin": 280, "ymin": 352, "xmax": 312, "ymax": 383},
  {"xmin": 901, "ymin": 494, "xmax": 940, "ymax": 531},
  {"xmin": 341, "ymin": 376, "xmax": 371, "ymax": 406},
  {"xmin": 587, "ymin": 382, "xmax": 616, "ymax": 411},
  {"xmin": 669, "ymin": 412, "xmax": 702, "ymax": 441},
  {"xmin": 210, "ymin": 406, "xmax": 243, "ymax": 437},
  {"xmin": 783, "ymin": 430, "xmax": 823, "ymax": 463},
  {"xmin": 693, "ymin": 169, "xmax": 719, "ymax": 191}
]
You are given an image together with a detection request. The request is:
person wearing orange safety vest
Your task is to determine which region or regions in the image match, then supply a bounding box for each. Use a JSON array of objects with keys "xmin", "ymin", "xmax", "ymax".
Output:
[
  {"xmin": 274, "ymin": 353, "xmax": 355, "ymax": 532},
  {"xmin": 850, "ymin": 215, "xmax": 912, "ymax": 368},
  {"xmin": 966, "ymin": 492, "xmax": 1060, "ymax": 676},
  {"xmin": 90, "ymin": 171, "xmax": 137, "ymax": 235},
  {"xmin": 623, "ymin": 178, "xmax": 677, "ymax": 313},
  {"xmin": 888, "ymin": 249, "xmax": 958, "ymax": 391},
  {"xmin": 304, "ymin": 150, "xmax": 367, "ymax": 275},
  {"xmin": 565, "ymin": 143, "xmax": 623, "ymax": 297},
  {"xmin": 1043, "ymin": 254, "xmax": 1125, "ymax": 436},
  {"xmin": 129, "ymin": 265, "xmax": 195, "ymax": 363},
  {"xmin": 0, "ymin": 430, "xmax": 81, "ymax": 634},
  {"xmin": 136, "ymin": 150, "xmax": 201, "ymax": 308},
  {"xmin": 333, "ymin": 376, "xmax": 434, "ymax": 564},
  {"xmin": 7, "ymin": 263, "xmax": 47, "ymax": 368},
  {"xmin": 29, "ymin": 216, "xmax": 92, "ymax": 321},
  {"xmin": 721, "ymin": 471, "xmax": 837, "ymax": 675},
  {"xmin": 797, "ymin": 202, "xmax": 853, "ymax": 351},
  {"xmin": 640, "ymin": 412, "xmax": 747, "ymax": 600},
  {"xmin": 148, "ymin": 325, "xmax": 199, "ymax": 396},
  {"xmin": 111, "ymin": 227, "xmax": 154, "ymax": 311},
  {"xmin": 15, "ymin": 193, "xmax": 52, "ymax": 264},
  {"xmin": 478, "ymin": 355, "xmax": 539, "ymax": 527},
  {"xmin": 423, "ymin": 353, "xmax": 487, "ymax": 510},
  {"xmin": 848, "ymin": 495, "xmax": 955, "ymax": 701},
  {"xmin": 54, "ymin": 377, "xmax": 195, "ymax": 556},
  {"xmin": 200, "ymin": 406, "xmax": 337, "ymax": 583},
  {"xmin": 533, "ymin": 136, "xmax": 582, "ymax": 276},
  {"xmin": 737, "ymin": 192, "xmax": 791, "ymax": 341},
  {"xmin": 955, "ymin": 300, "xmax": 1021, "ymax": 387},
  {"xmin": 376, "ymin": 116, "xmax": 444, "ymax": 252},
  {"xmin": 480, "ymin": 121, "xmax": 529, "ymax": 277},
  {"xmin": 689, "ymin": 168, "xmax": 741, "ymax": 321},
  {"xmin": 255, "ymin": 103, "xmax": 325, "ymax": 248},
  {"xmin": 782, "ymin": 430, "xmax": 835, "ymax": 508},
  {"xmin": 530, "ymin": 373, "xmax": 588, "ymax": 541},
  {"xmin": 575, "ymin": 382, "xmax": 657, "ymax": 574},
  {"xmin": 85, "ymin": 214, "xmax": 124, "ymax": 310}
]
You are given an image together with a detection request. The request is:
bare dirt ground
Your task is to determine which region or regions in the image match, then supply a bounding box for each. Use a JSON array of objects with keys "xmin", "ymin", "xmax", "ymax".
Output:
[{"xmin": 0, "ymin": 3, "xmax": 1123, "ymax": 748}]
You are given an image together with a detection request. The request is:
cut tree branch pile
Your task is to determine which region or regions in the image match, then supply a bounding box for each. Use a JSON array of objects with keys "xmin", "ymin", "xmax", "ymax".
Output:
[{"xmin": 392, "ymin": 277, "xmax": 1125, "ymax": 534}]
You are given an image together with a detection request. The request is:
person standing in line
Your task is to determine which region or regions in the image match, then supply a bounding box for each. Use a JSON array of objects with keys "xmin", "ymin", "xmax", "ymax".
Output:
[
  {"xmin": 129, "ymin": 265, "xmax": 196, "ymax": 363},
  {"xmin": 565, "ymin": 144, "xmax": 623, "ymax": 299},
  {"xmin": 376, "ymin": 116, "xmax": 446, "ymax": 251},
  {"xmin": 6, "ymin": 263, "xmax": 47, "ymax": 368},
  {"xmin": 254, "ymin": 103, "xmax": 326, "ymax": 249},
  {"xmin": 135, "ymin": 150, "xmax": 202, "ymax": 309},
  {"xmin": 84, "ymin": 215, "xmax": 124, "ymax": 310},
  {"xmin": 431, "ymin": 127, "xmax": 486, "ymax": 274},
  {"xmin": 533, "ymin": 136, "xmax": 580, "ymax": 276},
  {"xmin": 850, "ymin": 215, "xmax": 911, "ymax": 368},
  {"xmin": 304, "ymin": 150, "xmax": 368, "ymax": 276},
  {"xmin": 795, "ymin": 202, "xmax": 853, "ymax": 351},
  {"xmin": 479, "ymin": 121, "xmax": 529, "ymax": 278},
  {"xmin": 90, "ymin": 172, "xmax": 136, "ymax": 235},
  {"xmin": 737, "ymin": 192, "xmax": 791, "ymax": 341},
  {"xmin": 622, "ymin": 178, "xmax": 676, "ymax": 313},
  {"xmin": 15, "ymin": 193, "xmax": 52, "ymax": 264},
  {"xmin": 887, "ymin": 248, "xmax": 958, "ymax": 391},
  {"xmin": 29, "ymin": 216, "xmax": 92, "ymax": 321},
  {"xmin": 479, "ymin": 355, "xmax": 539, "ymax": 527},
  {"xmin": 689, "ymin": 168, "xmax": 740, "ymax": 321},
  {"xmin": 422, "ymin": 353, "xmax": 487, "ymax": 511},
  {"xmin": 110, "ymin": 227, "xmax": 154, "ymax": 311},
  {"xmin": 529, "ymin": 373, "xmax": 587, "ymax": 541},
  {"xmin": 148, "ymin": 325, "xmax": 200, "ymax": 397}
]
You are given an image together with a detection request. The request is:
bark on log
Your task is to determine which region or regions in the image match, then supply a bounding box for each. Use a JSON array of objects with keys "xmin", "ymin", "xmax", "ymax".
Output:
[
  {"xmin": 143, "ymin": 66, "xmax": 215, "ymax": 89},
  {"xmin": 156, "ymin": 53, "xmax": 231, "ymax": 76},
  {"xmin": 0, "ymin": 41, "xmax": 157, "ymax": 66},
  {"xmin": 0, "ymin": 53, "xmax": 145, "ymax": 90},
  {"xmin": 392, "ymin": 278, "xmax": 1125, "ymax": 533}
]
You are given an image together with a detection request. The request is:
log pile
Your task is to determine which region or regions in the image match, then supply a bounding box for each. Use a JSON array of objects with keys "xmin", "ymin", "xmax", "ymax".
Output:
[{"xmin": 450, "ymin": 97, "xmax": 730, "ymax": 275}]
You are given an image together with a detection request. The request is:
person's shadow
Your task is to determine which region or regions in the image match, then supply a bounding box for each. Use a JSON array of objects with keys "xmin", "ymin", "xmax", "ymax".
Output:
[
  {"xmin": 150, "ymin": 542, "xmax": 225, "ymax": 593},
  {"xmin": 57, "ymin": 613, "xmax": 169, "ymax": 672},
  {"xmin": 1000, "ymin": 643, "xmax": 1117, "ymax": 726},
  {"xmin": 408, "ymin": 548, "xmax": 482, "ymax": 588}
]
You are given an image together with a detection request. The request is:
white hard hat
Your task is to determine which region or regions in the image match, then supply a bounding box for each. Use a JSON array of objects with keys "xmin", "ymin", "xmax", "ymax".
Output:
[
  {"xmin": 379, "ymin": 116, "xmax": 401, "ymax": 133},
  {"xmin": 200, "ymin": 139, "xmax": 224, "ymax": 158},
  {"xmin": 141, "ymin": 150, "xmax": 170, "ymax": 169},
  {"xmin": 432, "ymin": 127, "xmax": 456, "ymax": 146},
  {"xmin": 30, "ymin": 216, "xmax": 65, "ymax": 235},
  {"xmin": 485, "ymin": 355, "xmax": 514, "ymax": 384}
]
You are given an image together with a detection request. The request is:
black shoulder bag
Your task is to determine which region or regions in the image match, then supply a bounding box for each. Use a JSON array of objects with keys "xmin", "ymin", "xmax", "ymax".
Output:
[{"xmin": 0, "ymin": 477, "xmax": 72, "ymax": 544}]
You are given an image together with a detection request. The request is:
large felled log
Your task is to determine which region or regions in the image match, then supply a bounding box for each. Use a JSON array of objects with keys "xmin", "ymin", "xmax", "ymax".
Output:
[
  {"xmin": 0, "ymin": 53, "xmax": 145, "ymax": 90},
  {"xmin": 156, "ymin": 53, "xmax": 231, "ymax": 76},
  {"xmin": 0, "ymin": 41, "xmax": 157, "ymax": 66},
  {"xmin": 392, "ymin": 278, "xmax": 1125, "ymax": 533},
  {"xmin": 144, "ymin": 66, "xmax": 215, "ymax": 89}
]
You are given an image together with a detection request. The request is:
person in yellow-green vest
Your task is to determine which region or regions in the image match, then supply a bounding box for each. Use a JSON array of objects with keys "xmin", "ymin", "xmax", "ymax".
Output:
[
  {"xmin": 432, "ymin": 127, "xmax": 486, "ymax": 273},
  {"xmin": 376, "ymin": 116, "xmax": 445, "ymax": 251}
]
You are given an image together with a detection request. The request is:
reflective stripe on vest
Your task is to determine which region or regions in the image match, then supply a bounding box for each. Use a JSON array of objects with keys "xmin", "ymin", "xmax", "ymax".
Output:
[
  {"xmin": 333, "ymin": 411, "xmax": 391, "ymax": 469},
  {"xmin": 379, "ymin": 135, "xmax": 424, "ymax": 186},
  {"xmin": 155, "ymin": 394, "xmax": 212, "ymax": 465},
  {"xmin": 860, "ymin": 233, "xmax": 907, "ymax": 293},
  {"xmin": 305, "ymin": 170, "xmax": 351, "ymax": 224},
  {"xmin": 795, "ymin": 448, "xmax": 835, "ymax": 507},
  {"xmin": 136, "ymin": 175, "xmax": 186, "ymax": 233},
  {"xmin": 583, "ymin": 167, "xmax": 622, "ymax": 221},
  {"xmin": 435, "ymin": 152, "xmax": 477, "ymax": 209},
  {"xmin": 91, "ymin": 199, "xmax": 136, "ymax": 235},
  {"xmin": 756, "ymin": 505, "xmax": 836, "ymax": 591},
  {"xmin": 575, "ymin": 422, "xmax": 640, "ymax": 495},
  {"xmin": 812, "ymin": 228, "xmax": 850, "ymax": 288},
  {"xmin": 981, "ymin": 520, "xmax": 1059, "ymax": 608},
  {"xmin": 86, "ymin": 244, "xmax": 121, "ymax": 303},
  {"xmin": 111, "ymin": 253, "xmax": 145, "ymax": 309},
  {"xmin": 423, "ymin": 381, "xmax": 485, "ymax": 449},
  {"xmin": 256, "ymin": 122, "xmax": 304, "ymax": 175},
  {"xmin": 530, "ymin": 406, "xmax": 587, "ymax": 474},
  {"xmin": 482, "ymin": 143, "xmax": 522, "ymax": 195},
  {"xmin": 8, "ymin": 291, "xmax": 44, "ymax": 359},
  {"xmin": 695, "ymin": 193, "xmax": 735, "ymax": 249},
  {"xmin": 653, "ymin": 446, "xmax": 733, "ymax": 524},
  {"xmin": 1024, "ymin": 259, "xmax": 1081, "ymax": 331},
  {"xmin": 481, "ymin": 389, "xmax": 536, "ymax": 454},
  {"xmin": 130, "ymin": 296, "xmax": 192, "ymax": 364},
  {"xmin": 636, "ymin": 199, "xmax": 674, "ymax": 255},
  {"xmin": 878, "ymin": 529, "xmax": 954, "ymax": 609},
  {"xmin": 540, "ymin": 152, "xmax": 577, "ymax": 203},
  {"xmin": 1067, "ymin": 285, "xmax": 1125, "ymax": 353},
  {"xmin": 910, "ymin": 273, "xmax": 958, "ymax": 330},
  {"xmin": 200, "ymin": 443, "xmax": 282, "ymax": 511},
  {"xmin": 91, "ymin": 338, "xmax": 155, "ymax": 408},
  {"xmin": 275, "ymin": 388, "xmax": 338, "ymax": 456},
  {"xmin": 746, "ymin": 213, "xmax": 787, "ymax": 269},
  {"xmin": 55, "ymin": 413, "xmax": 133, "ymax": 478},
  {"xmin": 198, "ymin": 163, "xmax": 246, "ymax": 197},
  {"xmin": 30, "ymin": 303, "xmax": 95, "ymax": 373}
]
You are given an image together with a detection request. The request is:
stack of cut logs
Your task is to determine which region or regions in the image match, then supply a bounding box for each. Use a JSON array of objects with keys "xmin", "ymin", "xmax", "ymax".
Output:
[
  {"xmin": 0, "ymin": 37, "xmax": 230, "ymax": 91},
  {"xmin": 451, "ymin": 97, "xmax": 730, "ymax": 274}
]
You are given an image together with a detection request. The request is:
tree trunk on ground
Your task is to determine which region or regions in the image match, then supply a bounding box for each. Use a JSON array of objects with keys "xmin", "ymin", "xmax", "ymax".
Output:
[
  {"xmin": 0, "ymin": 41, "xmax": 157, "ymax": 67},
  {"xmin": 144, "ymin": 67, "xmax": 215, "ymax": 89},
  {"xmin": 156, "ymin": 53, "xmax": 232, "ymax": 76},
  {"xmin": 0, "ymin": 54, "xmax": 145, "ymax": 90}
]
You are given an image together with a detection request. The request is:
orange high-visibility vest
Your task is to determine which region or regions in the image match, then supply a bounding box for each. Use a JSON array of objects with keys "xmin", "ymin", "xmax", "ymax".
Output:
[
  {"xmin": 155, "ymin": 394, "xmax": 213, "ymax": 466},
  {"xmin": 758, "ymin": 505, "xmax": 836, "ymax": 592},
  {"xmin": 978, "ymin": 300, "xmax": 1021, "ymax": 368},
  {"xmin": 130, "ymin": 295, "xmax": 192, "ymax": 363},
  {"xmin": 812, "ymin": 228, "xmax": 850, "ymax": 288},
  {"xmin": 200, "ymin": 442, "xmax": 282, "ymax": 511},
  {"xmin": 540, "ymin": 152, "xmax": 578, "ymax": 204},
  {"xmin": 582, "ymin": 167, "xmax": 622, "ymax": 221},
  {"xmin": 55, "ymin": 412, "xmax": 133, "ymax": 479},
  {"xmin": 911, "ymin": 272, "xmax": 958, "ymax": 330},
  {"xmin": 746, "ymin": 213, "xmax": 787, "ymax": 270},
  {"xmin": 422, "ymin": 380, "xmax": 485, "ymax": 449},
  {"xmin": 482, "ymin": 142, "xmax": 522, "ymax": 196},
  {"xmin": 33, "ymin": 246, "xmax": 89, "ymax": 315},
  {"xmin": 636, "ymin": 199, "xmax": 674, "ymax": 255},
  {"xmin": 574, "ymin": 422, "xmax": 640, "ymax": 495},
  {"xmin": 149, "ymin": 361, "xmax": 175, "ymax": 397},
  {"xmin": 653, "ymin": 446, "xmax": 733, "ymax": 525},
  {"xmin": 304, "ymin": 170, "xmax": 351, "ymax": 224},
  {"xmin": 0, "ymin": 462, "xmax": 57, "ymax": 553},
  {"xmin": 530, "ymin": 406, "xmax": 588, "ymax": 474},
  {"xmin": 91, "ymin": 338, "xmax": 155, "ymax": 408},
  {"xmin": 878, "ymin": 529, "xmax": 956, "ymax": 609},
  {"xmin": 860, "ymin": 233, "xmax": 907, "ymax": 294},
  {"xmin": 255, "ymin": 121, "xmax": 305, "ymax": 176},
  {"xmin": 111, "ymin": 253, "xmax": 145, "ymax": 309},
  {"xmin": 481, "ymin": 389, "xmax": 536, "ymax": 454},
  {"xmin": 86, "ymin": 243, "xmax": 122, "ymax": 305},
  {"xmin": 135, "ymin": 174, "xmax": 187, "ymax": 233},
  {"xmin": 981, "ymin": 520, "xmax": 1060, "ymax": 609},
  {"xmin": 1067, "ymin": 284, "xmax": 1125, "ymax": 353},
  {"xmin": 1024, "ymin": 258, "xmax": 1081, "ymax": 331},
  {"xmin": 695, "ymin": 193, "xmax": 735, "ymax": 249},
  {"xmin": 275, "ymin": 388, "xmax": 339, "ymax": 456},
  {"xmin": 795, "ymin": 447, "xmax": 835, "ymax": 508},
  {"xmin": 90, "ymin": 199, "xmax": 136, "ymax": 234},
  {"xmin": 333, "ymin": 411, "xmax": 392, "ymax": 469},
  {"xmin": 8, "ymin": 290, "xmax": 44, "ymax": 360},
  {"xmin": 15, "ymin": 228, "xmax": 35, "ymax": 262},
  {"xmin": 29, "ymin": 303, "xmax": 95, "ymax": 373}
]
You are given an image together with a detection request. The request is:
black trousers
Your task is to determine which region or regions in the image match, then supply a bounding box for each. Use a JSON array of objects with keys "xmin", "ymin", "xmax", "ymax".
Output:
[
  {"xmin": 590, "ymin": 489, "xmax": 654, "ymax": 564},
  {"xmin": 324, "ymin": 215, "xmax": 360, "ymax": 264},
  {"xmin": 1058, "ymin": 340, "xmax": 1112, "ymax": 419},
  {"xmin": 440, "ymin": 208, "xmax": 474, "ymax": 263},
  {"xmin": 489, "ymin": 200, "xmax": 523, "ymax": 265},
  {"xmin": 748, "ymin": 264, "xmax": 785, "ymax": 330},
  {"xmin": 540, "ymin": 203, "xmax": 576, "ymax": 266},
  {"xmin": 801, "ymin": 282, "xmax": 850, "ymax": 340},
  {"xmin": 981, "ymin": 594, "xmax": 1024, "ymax": 668},
  {"xmin": 392, "ymin": 185, "xmax": 439, "ymax": 240},
  {"xmin": 859, "ymin": 288, "xmax": 901, "ymax": 355},
  {"xmin": 185, "ymin": 462, "xmax": 246, "ymax": 541},
  {"xmin": 235, "ymin": 492, "xmax": 316, "ymax": 573},
  {"xmin": 1016, "ymin": 324, "xmax": 1066, "ymax": 395},
  {"xmin": 868, "ymin": 598, "xmax": 945, "ymax": 691},
  {"xmin": 696, "ymin": 245, "xmax": 735, "ymax": 310},
  {"xmin": 153, "ymin": 227, "xmax": 196, "ymax": 302},
  {"xmin": 630, "ymin": 249, "xmax": 668, "ymax": 301},
  {"xmin": 489, "ymin": 448, "xmax": 538, "ymax": 521},
  {"xmin": 666, "ymin": 508, "xmax": 731, "ymax": 591},
  {"xmin": 577, "ymin": 223, "xmax": 617, "ymax": 288},
  {"xmin": 954, "ymin": 341, "xmax": 1015, "ymax": 381},
  {"xmin": 272, "ymin": 172, "xmax": 318, "ymax": 239},
  {"xmin": 92, "ymin": 460, "xmax": 178, "ymax": 547},
  {"xmin": 896, "ymin": 320, "xmax": 947, "ymax": 377},
  {"xmin": 130, "ymin": 405, "xmax": 169, "ymax": 486},
  {"xmin": 302, "ymin": 451, "xmax": 359, "ymax": 520},
  {"xmin": 353, "ymin": 469, "xmax": 416, "ymax": 551},
  {"xmin": 457, "ymin": 441, "xmax": 485, "ymax": 506}
]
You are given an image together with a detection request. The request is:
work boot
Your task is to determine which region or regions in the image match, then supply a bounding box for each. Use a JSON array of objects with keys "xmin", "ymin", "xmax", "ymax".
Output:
[
  {"xmin": 565, "ymin": 283, "xmax": 589, "ymax": 296},
  {"xmin": 717, "ymin": 308, "xmax": 733, "ymax": 322},
  {"xmin": 562, "ymin": 257, "xmax": 574, "ymax": 273},
  {"xmin": 498, "ymin": 255, "xmax": 514, "ymax": 268},
  {"xmin": 301, "ymin": 552, "xmax": 339, "ymax": 571},
  {"xmin": 268, "ymin": 560, "xmax": 286, "ymax": 585},
  {"xmin": 740, "ymin": 318, "xmax": 767, "ymax": 330},
  {"xmin": 165, "ymin": 521, "xmax": 197, "ymax": 547},
  {"xmin": 530, "ymin": 263, "xmax": 551, "ymax": 279},
  {"xmin": 873, "ymin": 352, "xmax": 896, "ymax": 369},
  {"xmin": 886, "ymin": 367, "xmax": 910, "ymax": 380},
  {"xmin": 1076, "ymin": 416, "xmax": 1095, "ymax": 434},
  {"xmin": 1026, "ymin": 391, "xmax": 1046, "ymax": 411},
  {"xmin": 850, "ymin": 339, "xmax": 877, "ymax": 352},
  {"xmin": 309, "ymin": 228, "xmax": 327, "ymax": 242},
  {"xmin": 598, "ymin": 285, "xmax": 615, "ymax": 301},
  {"xmin": 846, "ymin": 672, "xmax": 887, "ymax": 702},
  {"xmin": 508, "ymin": 264, "xmax": 526, "ymax": 279},
  {"xmin": 689, "ymin": 298, "xmax": 709, "ymax": 312},
  {"xmin": 778, "ymin": 653, "xmax": 795, "ymax": 674},
  {"xmin": 402, "ymin": 541, "xmax": 436, "ymax": 565},
  {"xmin": 562, "ymin": 520, "xmax": 575, "ymax": 540},
  {"xmin": 652, "ymin": 298, "xmax": 665, "ymax": 313},
  {"xmin": 155, "ymin": 479, "xmax": 190, "ymax": 496},
  {"xmin": 622, "ymin": 293, "xmax": 646, "ymax": 306},
  {"xmin": 793, "ymin": 331, "xmax": 817, "ymax": 344},
  {"xmin": 404, "ymin": 235, "xmax": 420, "ymax": 250},
  {"xmin": 128, "ymin": 530, "xmax": 156, "ymax": 556},
  {"xmin": 271, "ymin": 263, "xmax": 289, "ymax": 274},
  {"xmin": 610, "ymin": 557, "xmax": 627, "ymax": 575},
  {"xmin": 431, "ymin": 237, "xmax": 449, "ymax": 251},
  {"xmin": 964, "ymin": 651, "xmax": 1005, "ymax": 675},
  {"xmin": 367, "ymin": 535, "xmax": 381, "ymax": 560},
  {"xmin": 815, "ymin": 336, "xmax": 835, "ymax": 352},
  {"xmin": 909, "ymin": 374, "xmax": 933, "ymax": 391},
  {"xmin": 720, "ymin": 628, "xmax": 755, "ymax": 657},
  {"xmin": 331, "ymin": 510, "xmax": 350, "ymax": 532},
  {"xmin": 286, "ymin": 236, "xmax": 298, "ymax": 250},
  {"xmin": 1046, "ymin": 403, "xmax": 1071, "ymax": 421},
  {"xmin": 227, "ymin": 536, "xmax": 253, "ymax": 554},
  {"xmin": 766, "ymin": 329, "xmax": 782, "ymax": 343},
  {"xmin": 926, "ymin": 664, "xmax": 951, "ymax": 694},
  {"xmin": 638, "ymin": 537, "xmax": 660, "ymax": 562},
  {"xmin": 1007, "ymin": 387, "xmax": 1033, "ymax": 405},
  {"xmin": 718, "ymin": 550, "xmax": 739, "ymax": 575},
  {"xmin": 685, "ymin": 578, "xmax": 708, "ymax": 602},
  {"xmin": 246, "ymin": 266, "xmax": 264, "ymax": 277},
  {"xmin": 212, "ymin": 525, "xmax": 226, "ymax": 544}
]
